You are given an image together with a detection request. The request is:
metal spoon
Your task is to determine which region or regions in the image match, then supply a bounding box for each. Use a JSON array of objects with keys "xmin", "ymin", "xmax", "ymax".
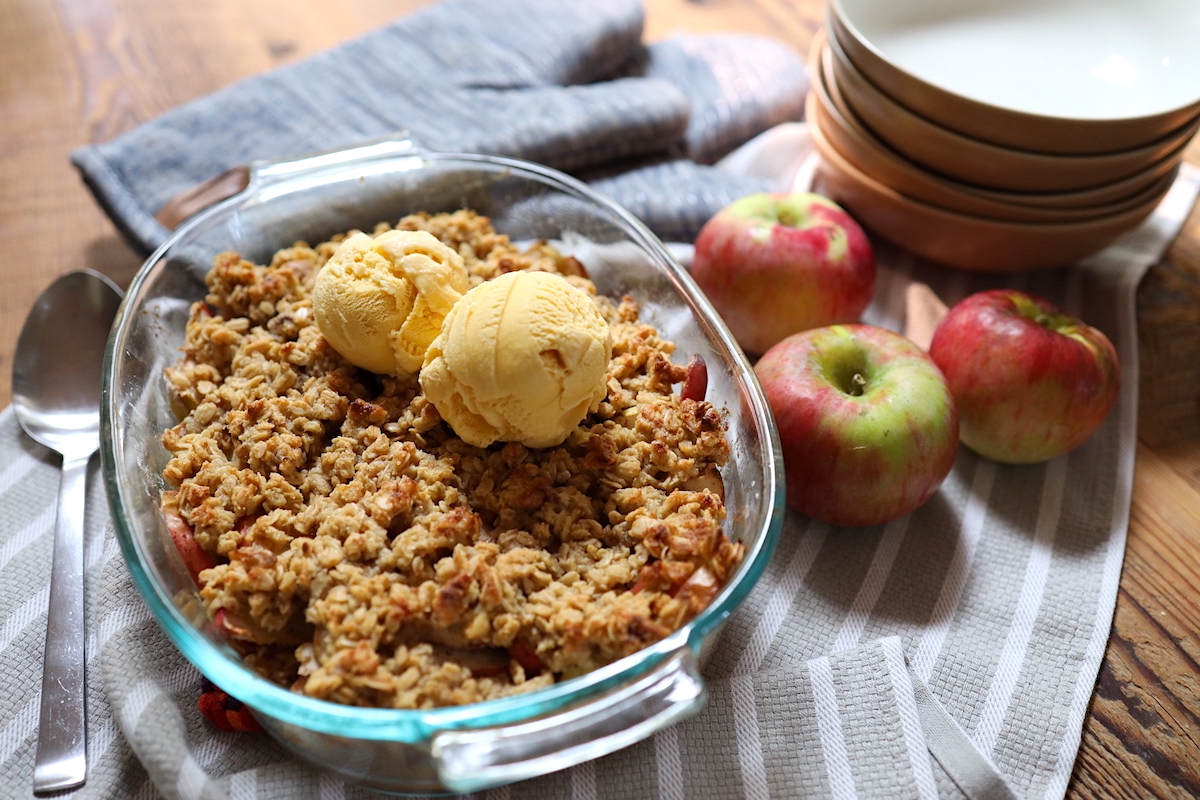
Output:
[{"xmin": 12, "ymin": 269, "xmax": 122, "ymax": 793}]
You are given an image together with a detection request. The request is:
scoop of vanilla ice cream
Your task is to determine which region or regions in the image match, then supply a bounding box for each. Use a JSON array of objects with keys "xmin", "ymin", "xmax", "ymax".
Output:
[
  {"xmin": 313, "ymin": 229, "xmax": 469, "ymax": 375},
  {"xmin": 420, "ymin": 270, "xmax": 612, "ymax": 449}
]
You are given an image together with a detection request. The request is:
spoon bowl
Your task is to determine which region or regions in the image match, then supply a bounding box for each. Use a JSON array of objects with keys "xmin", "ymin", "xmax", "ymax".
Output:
[
  {"xmin": 12, "ymin": 269, "xmax": 122, "ymax": 793},
  {"xmin": 13, "ymin": 272, "xmax": 121, "ymax": 455}
]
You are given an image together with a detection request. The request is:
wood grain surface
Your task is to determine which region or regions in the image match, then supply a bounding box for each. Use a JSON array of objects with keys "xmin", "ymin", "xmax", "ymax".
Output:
[{"xmin": 2, "ymin": 1, "xmax": 1199, "ymax": 797}]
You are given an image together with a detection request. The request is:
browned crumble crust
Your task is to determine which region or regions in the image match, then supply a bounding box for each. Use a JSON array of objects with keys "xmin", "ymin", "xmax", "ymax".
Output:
[{"xmin": 161, "ymin": 209, "xmax": 744, "ymax": 709}]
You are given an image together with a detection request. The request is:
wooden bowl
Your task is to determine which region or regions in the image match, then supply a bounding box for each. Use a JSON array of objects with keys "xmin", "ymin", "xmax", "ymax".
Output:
[
  {"xmin": 808, "ymin": 32, "xmax": 1179, "ymax": 224},
  {"xmin": 807, "ymin": 97, "xmax": 1165, "ymax": 272},
  {"xmin": 824, "ymin": 23, "xmax": 1197, "ymax": 193},
  {"xmin": 827, "ymin": 0, "xmax": 1200, "ymax": 155}
]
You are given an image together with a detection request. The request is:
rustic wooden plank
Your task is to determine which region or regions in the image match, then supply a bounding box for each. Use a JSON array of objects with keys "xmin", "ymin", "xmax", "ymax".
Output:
[
  {"xmin": 1069, "ymin": 442, "xmax": 1200, "ymax": 798},
  {"xmin": 644, "ymin": 0, "xmax": 821, "ymax": 47},
  {"xmin": 1137, "ymin": 199, "xmax": 1200, "ymax": 447},
  {"xmin": 0, "ymin": 0, "xmax": 116, "ymax": 402},
  {"xmin": 1126, "ymin": 441, "xmax": 1200, "ymax": 667}
]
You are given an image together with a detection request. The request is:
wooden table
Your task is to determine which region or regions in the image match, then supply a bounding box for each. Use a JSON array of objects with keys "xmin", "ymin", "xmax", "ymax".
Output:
[{"xmin": 2, "ymin": 1, "xmax": 1198, "ymax": 796}]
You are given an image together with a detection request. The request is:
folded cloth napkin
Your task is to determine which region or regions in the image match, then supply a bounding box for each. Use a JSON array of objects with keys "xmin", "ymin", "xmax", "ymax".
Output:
[
  {"xmin": 2, "ymin": 0, "xmax": 1195, "ymax": 797},
  {"xmin": 69, "ymin": 0, "xmax": 806, "ymax": 252}
]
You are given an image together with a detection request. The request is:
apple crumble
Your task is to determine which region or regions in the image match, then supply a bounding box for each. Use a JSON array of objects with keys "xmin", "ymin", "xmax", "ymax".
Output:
[{"xmin": 160, "ymin": 209, "xmax": 744, "ymax": 709}]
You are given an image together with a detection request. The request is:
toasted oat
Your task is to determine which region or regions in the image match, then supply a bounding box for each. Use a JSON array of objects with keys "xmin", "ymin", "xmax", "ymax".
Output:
[{"xmin": 161, "ymin": 210, "xmax": 743, "ymax": 709}]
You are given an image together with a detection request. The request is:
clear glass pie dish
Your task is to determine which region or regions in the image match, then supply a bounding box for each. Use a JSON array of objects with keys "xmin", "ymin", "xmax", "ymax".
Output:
[{"xmin": 100, "ymin": 137, "xmax": 784, "ymax": 795}]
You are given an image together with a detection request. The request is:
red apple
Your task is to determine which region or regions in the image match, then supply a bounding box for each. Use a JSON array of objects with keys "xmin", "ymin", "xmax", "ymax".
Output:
[
  {"xmin": 755, "ymin": 324, "xmax": 958, "ymax": 527},
  {"xmin": 928, "ymin": 289, "xmax": 1119, "ymax": 464},
  {"xmin": 691, "ymin": 192, "xmax": 875, "ymax": 355}
]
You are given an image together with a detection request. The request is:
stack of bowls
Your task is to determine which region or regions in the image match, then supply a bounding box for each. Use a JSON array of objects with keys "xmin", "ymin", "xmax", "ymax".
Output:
[{"xmin": 808, "ymin": 0, "xmax": 1200, "ymax": 271}]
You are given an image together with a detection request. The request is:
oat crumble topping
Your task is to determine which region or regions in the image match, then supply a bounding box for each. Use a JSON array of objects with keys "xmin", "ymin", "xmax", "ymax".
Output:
[{"xmin": 161, "ymin": 210, "xmax": 744, "ymax": 709}]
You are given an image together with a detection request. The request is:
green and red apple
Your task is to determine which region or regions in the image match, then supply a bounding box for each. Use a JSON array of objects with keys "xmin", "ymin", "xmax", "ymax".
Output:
[
  {"xmin": 929, "ymin": 289, "xmax": 1119, "ymax": 464},
  {"xmin": 755, "ymin": 324, "xmax": 959, "ymax": 527},
  {"xmin": 691, "ymin": 192, "xmax": 876, "ymax": 355}
]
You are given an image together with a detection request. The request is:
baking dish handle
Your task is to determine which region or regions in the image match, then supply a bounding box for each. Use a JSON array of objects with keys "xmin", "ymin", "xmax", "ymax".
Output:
[
  {"xmin": 155, "ymin": 133, "xmax": 426, "ymax": 230},
  {"xmin": 252, "ymin": 133, "xmax": 426, "ymax": 186},
  {"xmin": 431, "ymin": 646, "xmax": 706, "ymax": 794}
]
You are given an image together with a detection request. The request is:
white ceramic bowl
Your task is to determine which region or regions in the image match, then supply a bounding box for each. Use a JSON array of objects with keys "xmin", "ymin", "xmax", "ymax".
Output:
[{"xmin": 829, "ymin": 0, "xmax": 1200, "ymax": 154}]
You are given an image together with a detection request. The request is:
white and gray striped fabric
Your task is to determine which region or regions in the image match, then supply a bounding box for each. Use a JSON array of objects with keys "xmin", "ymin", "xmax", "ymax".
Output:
[{"xmin": 2, "ymin": 164, "xmax": 1197, "ymax": 799}]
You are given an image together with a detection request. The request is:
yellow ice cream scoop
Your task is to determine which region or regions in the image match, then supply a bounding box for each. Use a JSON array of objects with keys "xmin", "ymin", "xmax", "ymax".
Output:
[
  {"xmin": 420, "ymin": 270, "xmax": 612, "ymax": 449},
  {"xmin": 313, "ymin": 229, "xmax": 468, "ymax": 375}
]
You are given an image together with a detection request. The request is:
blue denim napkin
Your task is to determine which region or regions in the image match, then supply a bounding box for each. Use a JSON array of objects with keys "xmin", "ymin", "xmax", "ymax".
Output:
[{"xmin": 69, "ymin": 0, "xmax": 808, "ymax": 252}]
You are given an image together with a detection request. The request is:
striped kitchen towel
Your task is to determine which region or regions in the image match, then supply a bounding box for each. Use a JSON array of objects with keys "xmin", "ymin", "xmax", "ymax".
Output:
[{"xmin": 2, "ymin": 162, "xmax": 1196, "ymax": 798}]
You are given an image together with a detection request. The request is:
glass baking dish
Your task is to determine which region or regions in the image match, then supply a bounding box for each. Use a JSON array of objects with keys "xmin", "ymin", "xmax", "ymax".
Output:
[{"xmin": 101, "ymin": 137, "xmax": 784, "ymax": 794}]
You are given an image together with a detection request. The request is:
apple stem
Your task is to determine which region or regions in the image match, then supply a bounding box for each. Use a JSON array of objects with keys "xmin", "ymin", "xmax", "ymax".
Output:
[{"xmin": 851, "ymin": 372, "xmax": 866, "ymax": 397}]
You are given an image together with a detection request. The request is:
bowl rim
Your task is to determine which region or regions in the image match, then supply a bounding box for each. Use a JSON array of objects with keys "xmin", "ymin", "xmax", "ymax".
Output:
[
  {"xmin": 809, "ymin": 31, "xmax": 1181, "ymax": 222},
  {"xmin": 822, "ymin": 21, "xmax": 1197, "ymax": 190},
  {"xmin": 100, "ymin": 143, "xmax": 786, "ymax": 740},
  {"xmin": 826, "ymin": 0, "xmax": 1200, "ymax": 153}
]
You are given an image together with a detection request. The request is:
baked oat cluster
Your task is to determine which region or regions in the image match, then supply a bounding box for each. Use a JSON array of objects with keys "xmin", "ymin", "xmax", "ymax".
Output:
[{"xmin": 161, "ymin": 210, "xmax": 745, "ymax": 709}]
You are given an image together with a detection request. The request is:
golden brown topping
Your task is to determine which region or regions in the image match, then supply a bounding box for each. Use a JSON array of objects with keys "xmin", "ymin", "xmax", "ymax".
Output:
[{"xmin": 161, "ymin": 209, "xmax": 742, "ymax": 709}]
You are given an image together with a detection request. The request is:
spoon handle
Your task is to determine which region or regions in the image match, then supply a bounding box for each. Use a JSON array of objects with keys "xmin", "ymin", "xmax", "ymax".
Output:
[{"xmin": 32, "ymin": 452, "xmax": 90, "ymax": 793}]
